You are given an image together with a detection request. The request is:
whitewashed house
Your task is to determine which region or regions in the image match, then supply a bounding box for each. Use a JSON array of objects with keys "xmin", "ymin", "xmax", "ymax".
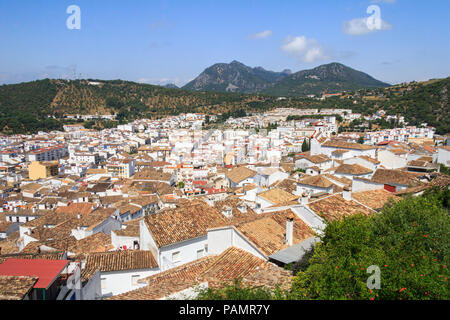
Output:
[{"xmin": 84, "ymin": 250, "xmax": 159, "ymax": 297}]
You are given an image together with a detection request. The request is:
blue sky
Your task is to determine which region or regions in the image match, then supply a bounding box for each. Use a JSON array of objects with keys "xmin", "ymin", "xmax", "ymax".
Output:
[{"xmin": 0, "ymin": 0, "xmax": 449, "ymax": 86}]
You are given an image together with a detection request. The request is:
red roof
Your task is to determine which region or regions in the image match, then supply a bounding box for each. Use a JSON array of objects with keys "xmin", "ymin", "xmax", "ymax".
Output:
[
  {"xmin": 193, "ymin": 180, "xmax": 207, "ymax": 186},
  {"xmin": 0, "ymin": 259, "xmax": 70, "ymax": 289}
]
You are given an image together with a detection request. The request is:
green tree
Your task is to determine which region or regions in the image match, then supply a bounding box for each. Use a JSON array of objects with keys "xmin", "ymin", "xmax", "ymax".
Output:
[{"xmin": 291, "ymin": 192, "xmax": 450, "ymax": 300}]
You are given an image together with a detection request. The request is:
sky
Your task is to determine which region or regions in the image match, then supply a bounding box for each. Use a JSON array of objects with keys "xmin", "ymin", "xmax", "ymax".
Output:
[{"xmin": 0, "ymin": 0, "xmax": 449, "ymax": 86}]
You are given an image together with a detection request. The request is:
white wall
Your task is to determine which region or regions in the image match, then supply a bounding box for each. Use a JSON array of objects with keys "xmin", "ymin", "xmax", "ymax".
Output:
[
  {"xmin": 111, "ymin": 232, "xmax": 139, "ymax": 250},
  {"xmin": 294, "ymin": 184, "xmax": 333, "ymax": 196},
  {"xmin": 159, "ymin": 236, "xmax": 208, "ymax": 271},
  {"xmin": 344, "ymin": 157, "xmax": 379, "ymax": 172},
  {"xmin": 291, "ymin": 206, "xmax": 326, "ymax": 234},
  {"xmin": 207, "ymin": 227, "xmax": 266, "ymax": 260},
  {"xmin": 437, "ymin": 148, "xmax": 450, "ymax": 166},
  {"xmin": 100, "ymin": 268, "xmax": 159, "ymax": 297},
  {"xmin": 378, "ymin": 150, "xmax": 407, "ymax": 169},
  {"xmin": 352, "ymin": 178, "xmax": 384, "ymax": 192}
]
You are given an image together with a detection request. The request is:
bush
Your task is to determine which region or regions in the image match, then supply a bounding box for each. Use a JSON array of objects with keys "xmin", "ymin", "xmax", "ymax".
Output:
[{"xmin": 291, "ymin": 192, "xmax": 450, "ymax": 300}]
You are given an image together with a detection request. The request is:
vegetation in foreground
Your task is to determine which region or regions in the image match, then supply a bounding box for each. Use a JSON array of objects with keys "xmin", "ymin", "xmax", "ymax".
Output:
[{"xmin": 196, "ymin": 188, "xmax": 450, "ymax": 300}]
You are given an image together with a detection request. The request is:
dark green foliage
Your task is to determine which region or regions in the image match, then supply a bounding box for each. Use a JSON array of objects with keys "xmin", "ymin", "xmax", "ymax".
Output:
[
  {"xmin": 292, "ymin": 191, "xmax": 450, "ymax": 300},
  {"xmin": 440, "ymin": 164, "xmax": 450, "ymax": 176},
  {"xmin": 292, "ymin": 246, "xmax": 315, "ymax": 275},
  {"xmin": 301, "ymin": 138, "xmax": 311, "ymax": 152},
  {"xmin": 263, "ymin": 63, "xmax": 390, "ymax": 96}
]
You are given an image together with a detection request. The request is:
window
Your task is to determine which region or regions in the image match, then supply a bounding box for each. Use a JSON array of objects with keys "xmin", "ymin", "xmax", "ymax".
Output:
[
  {"xmin": 131, "ymin": 275, "xmax": 140, "ymax": 286},
  {"xmin": 172, "ymin": 251, "xmax": 181, "ymax": 263},
  {"xmin": 197, "ymin": 249, "xmax": 204, "ymax": 259},
  {"xmin": 101, "ymin": 277, "xmax": 107, "ymax": 290}
]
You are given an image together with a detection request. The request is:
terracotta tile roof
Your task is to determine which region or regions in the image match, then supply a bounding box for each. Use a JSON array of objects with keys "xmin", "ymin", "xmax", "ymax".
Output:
[
  {"xmin": 107, "ymin": 247, "xmax": 292, "ymax": 300},
  {"xmin": 407, "ymin": 160, "xmax": 431, "ymax": 167},
  {"xmin": 234, "ymin": 210, "xmax": 314, "ymax": 256},
  {"xmin": 21, "ymin": 183, "xmax": 44, "ymax": 193},
  {"xmin": 295, "ymin": 152, "xmax": 331, "ymax": 163},
  {"xmin": 68, "ymin": 233, "xmax": 113, "ymax": 255},
  {"xmin": 107, "ymin": 256, "xmax": 215, "ymax": 300},
  {"xmin": 55, "ymin": 203, "xmax": 96, "ymax": 215},
  {"xmin": 394, "ymin": 185, "xmax": 430, "ymax": 196},
  {"xmin": 241, "ymin": 183, "xmax": 258, "ymax": 192},
  {"xmin": 308, "ymin": 194, "xmax": 373, "ymax": 222},
  {"xmin": 430, "ymin": 173, "xmax": 450, "ymax": 188},
  {"xmin": 322, "ymin": 139, "xmax": 376, "ymax": 150},
  {"xmin": 86, "ymin": 183, "xmax": 112, "ymax": 193},
  {"xmin": 132, "ymin": 169, "xmax": 172, "ymax": 182},
  {"xmin": 297, "ymin": 175, "xmax": 333, "ymax": 188},
  {"xmin": 129, "ymin": 195, "xmax": 159, "ymax": 207},
  {"xmin": 0, "ymin": 239, "xmax": 20, "ymax": 255},
  {"xmin": 257, "ymin": 188, "xmax": 298, "ymax": 205},
  {"xmin": 98, "ymin": 195, "xmax": 124, "ymax": 205},
  {"xmin": 85, "ymin": 250, "xmax": 158, "ymax": 272},
  {"xmin": 387, "ymin": 148, "xmax": 409, "ymax": 155},
  {"xmin": 201, "ymin": 247, "xmax": 266, "ymax": 282},
  {"xmin": 226, "ymin": 167, "xmax": 257, "ymax": 184},
  {"xmin": 359, "ymin": 155, "xmax": 380, "ymax": 164},
  {"xmin": 111, "ymin": 219, "xmax": 139, "ymax": 238},
  {"xmin": 0, "ymin": 252, "xmax": 65, "ymax": 264},
  {"xmin": 143, "ymin": 201, "xmax": 228, "ymax": 248},
  {"xmin": 239, "ymin": 262, "xmax": 293, "ymax": 292},
  {"xmin": 118, "ymin": 204, "xmax": 141, "ymax": 216},
  {"xmin": 331, "ymin": 149, "xmax": 350, "ymax": 155},
  {"xmin": 213, "ymin": 198, "xmax": 259, "ymax": 225},
  {"xmin": 371, "ymin": 169, "xmax": 423, "ymax": 186},
  {"xmin": 4, "ymin": 208, "xmax": 50, "ymax": 217},
  {"xmin": 0, "ymin": 275, "xmax": 38, "ymax": 300},
  {"xmin": 269, "ymin": 178, "xmax": 298, "ymax": 193},
  {"xmin": 322, "ymin": 174, "xmax": 352, "ymax": 186},
  {"xmin": 130, "ymin": 181, "xmax": 174, "ymax": 195},
  {"xmin": 335, "ymin": 164, "xmax": 373, "ymax": 175},
  {"xmin": 352, "ymin": 189, "xmax": 400, "ymax": 210},
  {"xmin": 0, "ymin": 222, "xmax": 14, "ymax": 233}
]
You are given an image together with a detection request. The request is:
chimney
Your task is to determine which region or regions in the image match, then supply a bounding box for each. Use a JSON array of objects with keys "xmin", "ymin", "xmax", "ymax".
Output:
[
  {"xmin": 343, "ymin": 186, "xmax": 352, "ymax": 201},
  {"xmin": 300, "ymin": 193, "xmax": 308, "ymax": 205},
  {"xmin": 14, "ymin": 207, "xmax": 18, "ymax": 213},
  {"xmin": 286, "ymin": 214, "xmax": 294, "ymax": 246},
  {"xmin": 77, "ymin": 213, "xmax": 81, "ymax": 219},
  {"xmin": 32, "ymin": 207, "xmax": 36, "ymax": 213}
]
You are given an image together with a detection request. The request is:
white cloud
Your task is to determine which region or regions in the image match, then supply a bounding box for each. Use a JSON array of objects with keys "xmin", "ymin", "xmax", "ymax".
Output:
[
  {"xmin": 343, "ymin": 17, "xmax": 393, "ymax": 35},
  {"xmin": 371, "ymin": 0, "xmax": 396, "ymax": 4},
  {"xmin": 250, "ymin": 30, "xmax": 273, "ymax": 39},
  {"xmin": 281, "ymin": 36, "xmax": 329, "ymax": 63}
]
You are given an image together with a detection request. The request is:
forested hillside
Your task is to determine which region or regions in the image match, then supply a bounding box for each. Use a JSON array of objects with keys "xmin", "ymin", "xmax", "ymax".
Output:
[{"xmin": 0, "ymin": 77, "xmax": 448, "ymax": 135}]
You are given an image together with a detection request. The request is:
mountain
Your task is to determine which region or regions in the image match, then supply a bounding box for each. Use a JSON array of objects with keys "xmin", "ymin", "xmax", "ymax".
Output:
[
  {"xmin": 183, "ymin": 61, "xmax": 390, "ymax": 96},
  {"xmin": 182, "ymin": 60, "xmax": 291, "ymax": 93},
  {"xmin": 263, "ymin": 62, "xmax": 391, "ymax": 96},
  {"xmin": 0, "ymin": 77, "xmax": 448, "ymax": 135},
  {"xmin": 163, "ymin": 83, "xmax": 179, "ymax": 89}
]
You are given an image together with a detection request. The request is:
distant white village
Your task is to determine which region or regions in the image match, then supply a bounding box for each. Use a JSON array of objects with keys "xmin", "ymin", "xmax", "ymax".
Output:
[{"xmin": 0, "ymin": 107, "xmax": 449, "ymax": 300}]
